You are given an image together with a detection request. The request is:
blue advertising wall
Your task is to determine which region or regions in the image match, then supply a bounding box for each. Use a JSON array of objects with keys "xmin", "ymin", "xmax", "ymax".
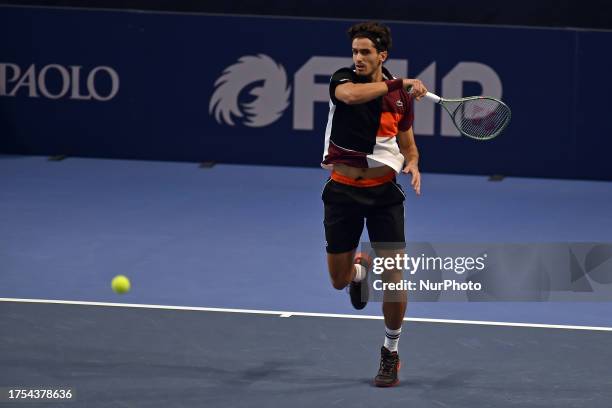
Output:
[{"xmin": 1, "ymin": 6, "xmax": 611, "ymax": 180}]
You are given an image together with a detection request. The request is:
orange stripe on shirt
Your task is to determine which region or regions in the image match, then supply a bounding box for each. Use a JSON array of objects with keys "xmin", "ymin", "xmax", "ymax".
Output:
[{"xmin": 377, "ymin": 111, "xmax": 402, "ymax": 137}]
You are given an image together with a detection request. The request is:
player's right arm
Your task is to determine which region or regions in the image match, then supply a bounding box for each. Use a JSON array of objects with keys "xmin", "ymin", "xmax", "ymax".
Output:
[
  {"xmin": 334, "ymin": 81, "xmax": 389, "ymax": 105},
  {"xmin": 333, "ymin": 76, "xmax": 428, "ymax": 105}
]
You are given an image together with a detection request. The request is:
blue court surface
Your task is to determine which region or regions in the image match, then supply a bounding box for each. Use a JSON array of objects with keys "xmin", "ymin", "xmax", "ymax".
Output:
[{"xmin": 2, "ymin": 155, "xmax": 612, "ymax": 407}]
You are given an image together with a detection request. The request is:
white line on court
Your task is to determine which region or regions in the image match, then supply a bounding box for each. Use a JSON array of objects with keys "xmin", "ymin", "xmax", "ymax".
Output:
[{"xmin": 1, "ymin": 297, "xmax": 611, "ymax": 332}]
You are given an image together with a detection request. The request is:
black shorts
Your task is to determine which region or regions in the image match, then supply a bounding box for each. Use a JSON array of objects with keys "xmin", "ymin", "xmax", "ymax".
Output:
[{"xmin": 322, "ymin": 178, "xmax": 406, "ymax": 254}]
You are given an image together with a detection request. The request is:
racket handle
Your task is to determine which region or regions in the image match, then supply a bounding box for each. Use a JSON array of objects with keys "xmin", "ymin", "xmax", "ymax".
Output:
[{"xmin": 424, "ymin": 92, "xmax": 441, "ymax": 103}]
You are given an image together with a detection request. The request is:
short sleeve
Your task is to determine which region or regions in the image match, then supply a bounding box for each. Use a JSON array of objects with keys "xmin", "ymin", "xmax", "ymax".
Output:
[
  {"xmin": 329, "ymin": 68, "xmax": 354, "ymax": 105},
  {"xmin": 398, "ymin": 91, "xmax": 414, "ymax": 131}
]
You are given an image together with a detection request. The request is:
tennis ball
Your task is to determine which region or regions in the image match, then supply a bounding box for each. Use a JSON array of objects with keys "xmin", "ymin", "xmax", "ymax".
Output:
[{"xmin": 111, "ymin": 275, "xmax": 131, "ymax": 294}]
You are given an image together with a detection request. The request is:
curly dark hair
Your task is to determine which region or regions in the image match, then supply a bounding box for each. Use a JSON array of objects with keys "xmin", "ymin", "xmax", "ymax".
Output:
[{"xmin": 347, "ymin": 21, "xmax": 392, "ymax": 52}]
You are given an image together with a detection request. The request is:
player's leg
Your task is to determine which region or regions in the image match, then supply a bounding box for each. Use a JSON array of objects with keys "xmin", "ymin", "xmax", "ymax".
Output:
[
  {"xmin": 378, "ymin": 245, "xmax": 407, "ymax": 331},
  {"xmin": 323, "ymin": 201, "xmax": 365, "ymax": 291},
  {"xmin": 326, "ymin": 250, "xmax": 356, "ymax": 290},
  {"xmin": 378, "ymin": 246, "xmax": 406, "ymax": 387},
  {"xmin": 322, "ymin": 180, "xmax": 369, "ymax": 305},
  {"xmin": 366, "ymin": 182, "xmax": 406, "ymax": 387}
]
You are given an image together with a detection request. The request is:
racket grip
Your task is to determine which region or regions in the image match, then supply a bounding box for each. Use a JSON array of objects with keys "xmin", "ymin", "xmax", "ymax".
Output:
[{"xmin": 424, "ymin": 92, "xmax": 441, "ymax": 103}]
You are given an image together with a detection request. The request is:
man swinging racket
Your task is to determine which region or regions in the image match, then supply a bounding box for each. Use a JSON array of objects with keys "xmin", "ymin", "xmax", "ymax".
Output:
[{"xmin": 321, "ymin": 21, "xmax": 427, "ymax": 387}]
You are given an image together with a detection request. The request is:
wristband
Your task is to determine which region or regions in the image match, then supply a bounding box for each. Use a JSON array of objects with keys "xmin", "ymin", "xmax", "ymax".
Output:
[{"xmin": 385, "ymin": 79, "xmax": 403, "ymax": 93}]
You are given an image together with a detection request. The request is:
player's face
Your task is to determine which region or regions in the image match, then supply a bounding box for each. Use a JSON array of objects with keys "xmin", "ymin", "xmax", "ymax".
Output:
[{"xmin": 352, "ymin": 38, "xmax": 387, "ymax": 77}]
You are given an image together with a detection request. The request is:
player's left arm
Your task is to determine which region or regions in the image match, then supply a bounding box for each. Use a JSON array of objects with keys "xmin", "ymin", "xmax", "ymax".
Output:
[{"xmin": 397, "ymin": 127, "xmax": 421, "ymax": 195}]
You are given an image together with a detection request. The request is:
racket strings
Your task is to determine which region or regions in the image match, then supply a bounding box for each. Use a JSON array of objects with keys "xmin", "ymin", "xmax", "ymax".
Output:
[{"xmin": 453, "ymin": 99, "xmax": 511, "ymax": 140}]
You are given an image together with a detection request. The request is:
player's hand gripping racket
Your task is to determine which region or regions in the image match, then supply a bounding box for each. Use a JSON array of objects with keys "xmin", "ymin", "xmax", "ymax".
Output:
[{"xmin": 424, "ymin": 92, "xmax": 511, "ymax": 140}]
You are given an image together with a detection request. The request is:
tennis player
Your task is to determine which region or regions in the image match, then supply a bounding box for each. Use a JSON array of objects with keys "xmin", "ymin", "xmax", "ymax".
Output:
[{"xmin": 321, "ymin": 21, "xmax": 426, "ymax": 387}]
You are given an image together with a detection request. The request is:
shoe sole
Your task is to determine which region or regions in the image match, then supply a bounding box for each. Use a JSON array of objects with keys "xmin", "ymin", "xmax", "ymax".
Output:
[{"xmin": 374, "ymin": 379, "xmax": 399, "ymax": 387}]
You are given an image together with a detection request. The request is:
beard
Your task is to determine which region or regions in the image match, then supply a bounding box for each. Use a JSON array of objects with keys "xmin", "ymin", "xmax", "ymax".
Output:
[{"xmin": 355, "ymin": 60, "xmax": 382, "ymax": 80}]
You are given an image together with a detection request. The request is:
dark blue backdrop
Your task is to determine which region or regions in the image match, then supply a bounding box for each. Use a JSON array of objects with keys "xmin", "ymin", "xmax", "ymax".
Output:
[{"xmin": 1, "ymin": 6, "xmax": 611, "ymax": 180}]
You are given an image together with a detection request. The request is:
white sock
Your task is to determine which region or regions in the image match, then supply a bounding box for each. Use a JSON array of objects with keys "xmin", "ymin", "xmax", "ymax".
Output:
[
  {"xmin": 384, "ymin": 326, "xmax": 401, "ymax": 352},
  {"xmin": 352, "ymin": 263, "xmax": 366, "ymax": 282}
]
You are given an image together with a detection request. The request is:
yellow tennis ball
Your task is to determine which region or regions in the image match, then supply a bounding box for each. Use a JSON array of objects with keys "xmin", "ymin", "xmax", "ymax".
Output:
[{"xmin": 111, "ymin": 275, "xmax": 131, "ymax": 294}]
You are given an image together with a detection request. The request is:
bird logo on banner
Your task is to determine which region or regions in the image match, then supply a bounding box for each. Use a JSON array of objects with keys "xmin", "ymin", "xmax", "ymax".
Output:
[{"xmin": 209, "ymin": 54, "xmax": 291, "ymax": 127}]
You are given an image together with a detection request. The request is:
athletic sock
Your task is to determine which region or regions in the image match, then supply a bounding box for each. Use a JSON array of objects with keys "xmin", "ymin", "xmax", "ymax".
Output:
[
  {"xmin": 384, "ymin": 326, "xmax": 401, "ymax": 352},
  {"xmin": 352, "ymin": 263, "xmax": 366, "ymax": 282}
]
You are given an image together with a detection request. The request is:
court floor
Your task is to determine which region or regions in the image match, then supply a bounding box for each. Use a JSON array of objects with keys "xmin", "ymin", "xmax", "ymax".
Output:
[
  {"xmin": 2, "ymin": 300, "xmax": 612, "ymax": 408},
  {"xmin": 1, "ymin": 155, "xmax": 612, "ymax": 406}
]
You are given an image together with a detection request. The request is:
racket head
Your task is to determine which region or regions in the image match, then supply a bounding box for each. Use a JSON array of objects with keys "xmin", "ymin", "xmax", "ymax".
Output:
[{"xmin": 442, "ymin": 97, "xmax": 511, "ymax": 140}]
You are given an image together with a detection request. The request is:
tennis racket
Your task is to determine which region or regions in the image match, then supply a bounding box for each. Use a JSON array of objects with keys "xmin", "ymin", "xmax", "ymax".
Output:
[{"xmin": 424, "ymin": 92, "xmax": 511, "ymax": 140}]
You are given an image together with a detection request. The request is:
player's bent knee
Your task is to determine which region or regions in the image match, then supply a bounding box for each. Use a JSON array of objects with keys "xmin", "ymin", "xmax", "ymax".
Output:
[
  {"xmin": 331, "ymin": 277, "xmax": 349, "ymax": 290},
  {"xmin": 327, "ymin": 250, "xmax": 355, "ymax": 290}
]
